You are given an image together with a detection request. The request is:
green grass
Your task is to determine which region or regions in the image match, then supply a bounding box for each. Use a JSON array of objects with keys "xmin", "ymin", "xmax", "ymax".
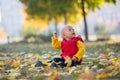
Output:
[
  {"xmin": 0, "ymin": 41, "xmax": 120, "ymax": 54},
  {"xmin": 0, "ymin": 41, "xmax": 120, "ymax": 80},
  {"xmin": 0, "ymin": 42, "xmax": 59, "ymax": 54},
  {"xmin": 85, "ymin": 41, "xmax": 120, "ymax": 53}
]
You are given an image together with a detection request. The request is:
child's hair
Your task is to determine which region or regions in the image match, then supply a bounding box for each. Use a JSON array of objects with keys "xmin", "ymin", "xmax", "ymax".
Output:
[{"xmin": 61, "ymin": 25, "xmax": 73, "ymax": 38}]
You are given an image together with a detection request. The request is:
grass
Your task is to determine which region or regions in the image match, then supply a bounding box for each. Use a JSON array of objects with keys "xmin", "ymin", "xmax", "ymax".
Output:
[
  {"xmin": 0, "ymin": 41, "xmax": 120, "ymax": 54},
  {"xmin": 0, "ymin": 41, "xmax": 120, "ymax": 80},
  {"xmin": 0, "ymin": 42, "xmax": 58, "ymax": 54},
  {"xmin": 85, "ymin": 41, "xmax": 120, "ymax": 53}
]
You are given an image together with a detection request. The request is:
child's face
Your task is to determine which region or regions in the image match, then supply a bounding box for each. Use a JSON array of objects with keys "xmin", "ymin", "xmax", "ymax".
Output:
[{"xmin": 62, "ymin": 26, "xmax": 75, "ymax": 40}]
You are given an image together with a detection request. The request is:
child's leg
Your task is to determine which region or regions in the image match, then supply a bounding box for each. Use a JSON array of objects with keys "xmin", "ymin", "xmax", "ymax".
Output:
[
  {"xmin": 53, "ymin": 57, "xmax": 64, "ymax": 62},
  {"xmin": 71, "ymin": 59, "xmax": 82, "ymax": 66},
  {"xmin": 35, "ymin": 60, "xmax": 47, "ymax": 67},
  {"xmin": 52, "ymin": 57, "xmax": 66, "ymax": 68}
]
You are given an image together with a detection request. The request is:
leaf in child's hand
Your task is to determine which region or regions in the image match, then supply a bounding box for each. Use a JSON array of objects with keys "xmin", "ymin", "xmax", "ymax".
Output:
[
  {"xmin": 41, "ymin": 60, "xmax": 50, "ymax": 66},
  {"xmin": 65, "ymin": 56, "xmax": 72, "ymax": 67}
]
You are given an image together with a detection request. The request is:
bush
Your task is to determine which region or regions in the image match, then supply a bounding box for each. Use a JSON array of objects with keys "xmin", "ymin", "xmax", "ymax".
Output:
[
  {"xmin": 39, "ymin": 34, "xmax": 52, "ymax": 42},
  {"xmin": 23, "ymin": 34, "xmax": 52, "ymax": 43}
]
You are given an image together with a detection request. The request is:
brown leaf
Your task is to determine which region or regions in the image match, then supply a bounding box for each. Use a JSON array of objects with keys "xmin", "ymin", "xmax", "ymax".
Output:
[
  {"xmin": 46, "ymin": 74, "xmax": 60, "ymax": 80},
  {"xmin": 78, "ymin": 67, "xmax": 94, "ymax": 80}
]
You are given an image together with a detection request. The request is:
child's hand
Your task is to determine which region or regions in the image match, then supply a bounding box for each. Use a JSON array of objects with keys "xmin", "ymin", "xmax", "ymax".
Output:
[
  {"xmin": 53, "ymin": 31, "xmax": 57, "ymax": 39},
  {"xmin": 72, "ymin": 56, "xmax": 78, "ymax": 62}
]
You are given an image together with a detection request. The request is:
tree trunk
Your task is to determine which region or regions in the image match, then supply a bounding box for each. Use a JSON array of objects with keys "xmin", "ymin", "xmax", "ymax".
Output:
[
  {"xmin": 54, "ymin": 17, "xmax": 58, "ymax": 34},
  {"xmin": 7, "ymin": 36, "xmax": 10, "ymax": 44},
  {"xmin": 81, "ymin": 0, "xmax": 89, "ymax": 41},
  {"xmin": 64, "ymin": 12, "xmax": 67, "ymax": 24}
]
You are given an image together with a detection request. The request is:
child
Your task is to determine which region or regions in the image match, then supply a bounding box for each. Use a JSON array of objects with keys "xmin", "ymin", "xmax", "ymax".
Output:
[{"xmin": 51, "ymin": 25, "xmax": 85, "ymax": 67}]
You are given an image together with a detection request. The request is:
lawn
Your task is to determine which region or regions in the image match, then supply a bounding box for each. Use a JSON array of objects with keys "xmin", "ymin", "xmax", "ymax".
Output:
[
  {"xmin": 0, "ymin": 41, "xmax": 120, "ymax": 54},
  {"xmin": 0, "ymin": 41, "xmax": 120, "ymax": 80}
]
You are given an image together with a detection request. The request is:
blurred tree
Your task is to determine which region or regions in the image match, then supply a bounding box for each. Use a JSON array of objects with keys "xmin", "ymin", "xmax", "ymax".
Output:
[
  {"xmin": 19, "ymin": 0, "xmax": 78, "ymax": 34},
  {"xmin": 73, "ymin": 0, "xmax": 116, "ymax": 41},
  {"xmin": 19, "ymin": 0, "xmax": 116, "ymax": 41},
  {"xmin": 20, "ymin": 0, "xmax": 52, "ymax": 34}
]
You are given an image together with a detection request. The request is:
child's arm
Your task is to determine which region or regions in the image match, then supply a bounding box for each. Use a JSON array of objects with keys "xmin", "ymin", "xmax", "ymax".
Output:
[
  {"xmin": 52, "ymin": 32, "xmax": 61, "ymax": 49},
  {"xmin": 73, "ymin": 41, "xmax": 85, "ymax": 61}
]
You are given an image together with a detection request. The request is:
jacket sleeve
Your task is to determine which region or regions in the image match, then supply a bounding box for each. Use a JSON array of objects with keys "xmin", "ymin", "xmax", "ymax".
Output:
[
  {"xmin": 51, "ymin": 37, "xmax": 61, "ymax": 49},
  {"xmin": 74, "ymin": 40, "xmax": 85, "ymax": 61}
]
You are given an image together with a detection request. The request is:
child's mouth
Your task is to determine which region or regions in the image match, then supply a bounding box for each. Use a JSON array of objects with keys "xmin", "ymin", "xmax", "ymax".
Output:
[{"xmin": 72, "ymin": 33, "xmax": 75, "ymax": 35}]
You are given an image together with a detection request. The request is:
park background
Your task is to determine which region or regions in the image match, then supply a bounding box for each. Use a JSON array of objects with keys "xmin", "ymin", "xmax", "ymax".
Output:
[{"xmin": 0, "ymin": 0, "xmax": 120, "ymax": 80}]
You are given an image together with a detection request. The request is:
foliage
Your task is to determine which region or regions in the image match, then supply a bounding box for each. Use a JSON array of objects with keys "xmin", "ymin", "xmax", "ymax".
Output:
[
  {"xmin": 19, "ymin": 0, "xmax": 79, "ymax": 24},
  {"xmin": 19, "ymin": 0, "xmax": 116, "ymax": 41},
  {"xmin": 39, "ymin": 34, "xmax": 52, "ymax": 42},
  {"xmin": 0, "ymin": 42, "xmax": 120, "ymax": 79},
  {"xmin": 77, "ymin": 0, "xmax": 116, "ymax": 41},
  {"xmin": 78, "ymin": 0, "xmax": 116, "ymax": 11},
  {"xmin": 0, "ymin": 42, "xmax": 120, "ymax": 80},
  {"xmin": 21, "ymin": 18, "xmax": 48, "ymax": 36},
  {"xmin": 19, "ymin": 0, "xmax": 116, "ymax": 24}
]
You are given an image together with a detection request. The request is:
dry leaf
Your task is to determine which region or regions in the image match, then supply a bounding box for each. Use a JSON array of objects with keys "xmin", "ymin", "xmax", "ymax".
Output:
[
  {"xmin": 78, "ymin": 67, "xmax": 94, "ymax": 80},
  {"xmin": 65, "ymin": 56, "xmax": 72, "ymax": 67}
]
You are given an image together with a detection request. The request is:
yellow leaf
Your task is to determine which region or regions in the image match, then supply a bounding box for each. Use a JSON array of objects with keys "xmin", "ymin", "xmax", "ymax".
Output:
[
  {"xmin": 0, "ymin": 61, "xmax": 5, "ymax": 67},
  {"xmin": 106, "ymin": 66, "xmax": 114, "ymax": 70},
  {"xmin": 112, "ymin": 61, "xmax": 119, "ymax": 66},
  {"xmin": 65, "ymin": 56, "xmax": 72, "ymax": 67},
  {"xmin": 28, "ymin": 67, "xmax": 34, "ymax": 71},
  {"xmin": 34, "ymin": 54, "xmax": 41, "ymax": 59},
  {"xmin": 45, "ymin": 69, "xmax": 60, "ymax": 80},
  {"xmin": 46, "ymin": 74, "xmax": 60, "ymax": 80},
  {"xmin": 41, "ymin": 60, "xmax": 49, "ymax": 66},
  {"xmin": 78, "ymin": 67, "xmax": 94, "ymax": 80},
  {"xmin": 12, "ymin": 61, "xmax": 20, "ymax": 67},
  {"xmin": 96, "ymin": 73, "xmax": 109, "ymax": 79}
]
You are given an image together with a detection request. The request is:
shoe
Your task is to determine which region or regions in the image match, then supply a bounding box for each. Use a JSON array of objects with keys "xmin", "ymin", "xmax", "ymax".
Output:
[
  {"xmin": 35, "ymin": 60, "xmax": 46, "ymax": 67},
  {"xmin": 51, "ymin": 62, "xmax": 58, "ymax": 68}
]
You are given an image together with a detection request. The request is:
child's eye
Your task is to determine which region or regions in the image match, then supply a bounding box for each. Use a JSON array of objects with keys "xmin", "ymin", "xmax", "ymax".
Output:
[{"xmin": 69, "ymin": 29, "xmax": 71, "ymax": 31}]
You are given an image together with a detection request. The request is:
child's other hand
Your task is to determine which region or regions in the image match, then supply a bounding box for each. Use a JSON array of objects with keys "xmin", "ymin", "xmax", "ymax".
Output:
[
  {"xmin": 53, "ymin": 31, "xmax": 57, "ymax": 39},
  {"xmin": 72, "ymin": 56, "xmax": 78, "ymax": 62}
]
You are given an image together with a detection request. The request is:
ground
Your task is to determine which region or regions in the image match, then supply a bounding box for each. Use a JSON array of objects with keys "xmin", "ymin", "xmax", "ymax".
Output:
[{"xmin": 0, "ymin": 41, "xmax": 120, "ymax": 80}]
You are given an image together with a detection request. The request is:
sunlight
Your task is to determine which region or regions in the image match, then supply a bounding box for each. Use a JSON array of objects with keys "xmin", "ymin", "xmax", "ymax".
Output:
[
  {"xmin": 0, "ymin": 27, "xmax": 6, "ymax": 38},
  {"xmin": 22, "ymin": 18, "xmax": 48, "ymax": 35}
]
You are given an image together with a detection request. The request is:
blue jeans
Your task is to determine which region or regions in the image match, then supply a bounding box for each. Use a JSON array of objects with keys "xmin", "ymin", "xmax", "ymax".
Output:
[{"xmin": 52, "ymin": 57, "xmax": 82, "ymax": 68}]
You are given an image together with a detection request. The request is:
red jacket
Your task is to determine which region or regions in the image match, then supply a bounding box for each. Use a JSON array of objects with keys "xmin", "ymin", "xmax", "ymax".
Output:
[{"xmin": 61, "ymin": 35, "xmax": 83, "ymax": 59}]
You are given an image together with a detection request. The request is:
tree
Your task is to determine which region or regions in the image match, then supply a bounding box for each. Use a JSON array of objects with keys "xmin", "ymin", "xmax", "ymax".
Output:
[
  {"xmin": 76, "ymin": 0, "xmax": 116, "ymax": 41},
  {"xmin": 20, "ymin": 0, "xmax": 57, "ymax": 33},
  {"xmin": 19, "ymin": 0, "xmax": 116, "ymax": 41},
  {"xmin": 19, "ymin": 0, "xmax": 80, "ymax": 33}
]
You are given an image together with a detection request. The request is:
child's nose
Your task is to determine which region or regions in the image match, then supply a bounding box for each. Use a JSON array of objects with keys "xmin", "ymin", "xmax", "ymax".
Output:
[{"xmin": 72, "ymin": 30, "xmax": 75, "ymax": 33}]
